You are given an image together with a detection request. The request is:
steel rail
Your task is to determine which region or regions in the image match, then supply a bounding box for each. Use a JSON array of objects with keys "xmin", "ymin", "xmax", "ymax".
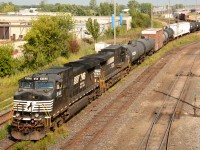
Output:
[
  {"xmin": 138, "ymin": 54, "xmax": 198, "ymax": 150},
  {"xmin": 159, "ymin": 55, "xmax": 198, "ymax": 150}
]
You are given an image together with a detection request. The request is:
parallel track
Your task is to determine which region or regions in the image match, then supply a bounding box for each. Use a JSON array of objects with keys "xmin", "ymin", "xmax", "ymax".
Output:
[
  {"xmin": 138, "ymin": 54, "xmax": 198, "ymax": 150},
  {"xmin": 0, "ymin": 108, "xmax": 12, "ymax": 127}
]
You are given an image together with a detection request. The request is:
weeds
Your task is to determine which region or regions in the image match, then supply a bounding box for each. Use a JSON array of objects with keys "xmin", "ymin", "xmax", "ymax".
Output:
[
  {"xmin": 12, "ymin": 126, "xmax": 68, "ymax": 150},
  {"xmin": 0, "ymin": 124, "xmax": 11, "ymax": 140}
]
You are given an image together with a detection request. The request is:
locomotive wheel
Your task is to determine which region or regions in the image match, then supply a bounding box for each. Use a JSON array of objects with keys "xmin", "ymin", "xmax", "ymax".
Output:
[
  {"xmin": 51, "ymin": 117, "xmax": 64, "ymax": 131},
  {"xmin": 57, "ymin": 118, "xmax": 64, "ymax": 127}
]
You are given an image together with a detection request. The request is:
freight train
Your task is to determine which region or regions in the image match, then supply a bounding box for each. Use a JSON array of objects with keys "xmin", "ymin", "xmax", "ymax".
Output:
[{"xmin": 11, "ymin": 21, "xmax": 200, "ymax": 140}]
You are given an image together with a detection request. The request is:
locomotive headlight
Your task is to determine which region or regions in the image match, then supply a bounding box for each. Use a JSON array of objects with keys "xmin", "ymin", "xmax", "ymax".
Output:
[
  {"xmin": 16, "ymin": 112, "xmax": 20, "ymax": 117},
  {"xmin": 35, "ymin": 113, "xmax": 39, "ymax": 118}
]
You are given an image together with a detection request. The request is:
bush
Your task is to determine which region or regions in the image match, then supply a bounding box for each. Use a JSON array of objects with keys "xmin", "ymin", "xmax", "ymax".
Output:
[
  {"xmin": 0, "ymin": 44, "xmax": 17, "ymax": 77},
  {"xmin": 69, "ymin": 39, "xmax": 80, "ymax": 53},
  {"xmin": 131, "ymin": 12, "xmax": 151, "ymax": 28},
  {"xmin": 23, "ymin": 14, "xmax": 74, "ymax": 69},
  {"xmin": 104, "ymin": 26, "xmax": 124, "ymax": 38}
]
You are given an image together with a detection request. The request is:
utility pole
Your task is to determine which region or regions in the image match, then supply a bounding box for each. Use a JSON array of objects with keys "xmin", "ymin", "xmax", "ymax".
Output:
[
  {"xmin": 168, "ymin": 0, "xmax": 171, "ymax": 26},
  {"xmin": 114, "ymin": 0, "xmax": 116, "ymax": 44},
  {"xmin": 151, "ymin": 3, "xmax": 153, "ymax": 28},
  {"xmin": 195, "ymin": 0, "xmax": 197, "ymax": 22}
]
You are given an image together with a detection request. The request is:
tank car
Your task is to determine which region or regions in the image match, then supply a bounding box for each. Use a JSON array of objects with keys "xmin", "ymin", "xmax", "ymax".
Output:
[
  {"xmin": 163, "ymin": 27, "xmax": 174, "ymax": 44},
  {"xmin": 190, "ymin": 22, "xmax": 198, "ymax": 32},
  {"xmin": 125, "ymin": 38, "xmax": 154, "ymax": 64},
  {"xmin": 196, "ymin": 22, "xmax": 200, "ymax": 31}
]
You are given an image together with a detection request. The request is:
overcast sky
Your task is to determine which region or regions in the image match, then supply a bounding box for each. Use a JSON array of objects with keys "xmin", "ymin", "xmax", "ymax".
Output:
[{"xmin": 0, "ymin": 0, "xmax": 198, "ymax": 6}]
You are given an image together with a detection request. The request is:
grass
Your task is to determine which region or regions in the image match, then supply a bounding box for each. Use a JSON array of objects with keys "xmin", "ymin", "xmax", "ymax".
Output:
[
  {"xmin": 0, "ymin": 124, "xmax": 11, "ymax": 140},
  {"xmin": 12, "ymin": 126, "xmax": 68, "ymax": 150},
  {"xmin": 0, "ymin": 127, "xmax": 7, "ymax": 140}
]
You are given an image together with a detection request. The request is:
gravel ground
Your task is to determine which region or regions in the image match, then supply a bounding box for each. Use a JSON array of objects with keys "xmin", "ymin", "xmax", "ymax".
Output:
[
  {"xmin": 49, "ymin": 41, "xmax": 200, "ymax": 150},
  {"xmin": 49, "ymin": 66, "xmax": 148, "ymax": 150}
]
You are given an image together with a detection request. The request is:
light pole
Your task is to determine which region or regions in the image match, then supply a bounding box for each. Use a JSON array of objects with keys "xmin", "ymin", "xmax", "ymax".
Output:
[{"xmin": 114, "ymin": 0, "xmax": 116, "ymax": 44}]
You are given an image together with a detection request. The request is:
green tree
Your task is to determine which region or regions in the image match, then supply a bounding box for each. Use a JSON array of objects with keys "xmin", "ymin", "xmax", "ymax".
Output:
[
  {"xmin": 128, "ymin": 0, "xmax": 140, "ymax": 10},
  {"xmin": 0, "ymin": 2, "xmax": 19, "ymax": 13},
  {"xmin": 86, "ymin": 18, "xmax": 101, "ymax": 42},
  {"xmin": 23, "ymin": 14, "xmax": 74, "ymax": 68},
  {"xmin": 140, "ymin": 3, "xmax": 152, "ymax": 16},
  {"xmin": 0, "ymin": 45, "xmax": 16, "ymax": 77},
  {"xmin": 99, "ymin": 2, "xmax": 120, "ymax": 16},
  {"xmin": 172, "ymin": 4, "xmax": 184, "ymax": 12},
  {"xmin": 90, "ymin": 0, "xmax": 97, "ymax": 9}
]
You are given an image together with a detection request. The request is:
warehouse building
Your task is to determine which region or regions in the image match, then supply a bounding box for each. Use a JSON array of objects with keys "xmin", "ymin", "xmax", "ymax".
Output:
[{"xmin": 0, "ymin": 12, "xmax": 132, "ymax": 41}]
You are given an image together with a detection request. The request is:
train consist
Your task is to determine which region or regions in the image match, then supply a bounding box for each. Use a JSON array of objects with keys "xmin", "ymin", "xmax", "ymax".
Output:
[{"xmin": 11, "ymin": 21, "xmax": 200, "ymax": 140}]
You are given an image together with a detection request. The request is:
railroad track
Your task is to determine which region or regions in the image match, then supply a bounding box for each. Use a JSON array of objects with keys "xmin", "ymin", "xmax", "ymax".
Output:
[
  {"xmin": 59, "ymin": 51, "xmax": 173, "ymax": 150},
  {"xmin": 138, "ymin": 54, "xmax": 198, "ymax": 150},
  {"xmin": 4, "ymin": 140, "xmax": 19, "ymax": 150},
  {"xmin": 0, "ymin": 108, "xmax": 12, "ymax": 127}
]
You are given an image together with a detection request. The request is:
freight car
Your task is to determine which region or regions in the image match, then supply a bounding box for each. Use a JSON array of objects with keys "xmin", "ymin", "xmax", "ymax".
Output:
[
  {"xmin": 169, "ymin": 22, "xmax": 190, "ymax": 38},
  {"xmin": 10, "ymin": 21, "xmax": 200, "ymax": 140}
]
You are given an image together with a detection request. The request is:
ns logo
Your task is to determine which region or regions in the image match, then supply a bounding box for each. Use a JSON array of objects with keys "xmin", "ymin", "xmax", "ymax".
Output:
[
  {"xmin": 73, "ymin": 72, "xmax": 86, "ymax": 87},
  {"xmin": 24, "ymin": 101, "xmax": 36, "ymax": 112}
]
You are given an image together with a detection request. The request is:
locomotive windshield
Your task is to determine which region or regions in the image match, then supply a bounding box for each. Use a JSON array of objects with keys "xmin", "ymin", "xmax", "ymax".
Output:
[
  {"xmin": 20, "ymin": 81, "xmax": 34, "ymax": 89},
  {"xmin": 20, "ymin": 81, "xmax": 54, "ymax": 89},
  {"xmin": 35, "ymin": 82, "xmax": 54, "ymax": 89}
]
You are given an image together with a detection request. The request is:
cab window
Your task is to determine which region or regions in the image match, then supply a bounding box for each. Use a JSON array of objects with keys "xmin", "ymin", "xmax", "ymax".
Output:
[
  {"xmin": 35, "ymin": 82, "xmax": 54, "ymax": 89},
  {"xmin": 20, "ymin": 81, "xmax": 34, "ymax": 89}
]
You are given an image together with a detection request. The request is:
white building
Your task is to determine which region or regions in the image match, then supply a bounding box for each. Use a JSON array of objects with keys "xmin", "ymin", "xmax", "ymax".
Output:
[{"xmin": 0, "ymin": 13, "xmax": 132, "ymax": 41}]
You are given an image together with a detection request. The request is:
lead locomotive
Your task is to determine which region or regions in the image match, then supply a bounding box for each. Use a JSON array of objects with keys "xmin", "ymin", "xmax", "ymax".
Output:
[{"xmin": 11, "ymin": 45, "xmax": 131, "ymax": 140}]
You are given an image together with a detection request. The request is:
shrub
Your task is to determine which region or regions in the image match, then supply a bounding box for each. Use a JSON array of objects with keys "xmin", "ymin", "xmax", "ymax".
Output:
[
  {"xmin": 0, "ymin": 44, "xmax": 17, "ymax": 77},
  {"xmin": 104, "ymin": 26, "xmax": 123, "ymax": 38},
  {"xmin": 69, "ymin": 39, "xmax": 80, "ymax": 53}
]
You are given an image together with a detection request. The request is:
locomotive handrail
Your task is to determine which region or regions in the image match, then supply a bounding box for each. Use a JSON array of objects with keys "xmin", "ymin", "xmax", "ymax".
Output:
[{"xmin": 40, "ymin": 104, "xmax": 51, "ymax": 117}]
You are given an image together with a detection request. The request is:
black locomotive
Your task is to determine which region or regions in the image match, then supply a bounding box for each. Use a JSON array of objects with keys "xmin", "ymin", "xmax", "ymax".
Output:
[{"xmin": 11, "ymin": 21, "xmax": 200, "ymax": 140}]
